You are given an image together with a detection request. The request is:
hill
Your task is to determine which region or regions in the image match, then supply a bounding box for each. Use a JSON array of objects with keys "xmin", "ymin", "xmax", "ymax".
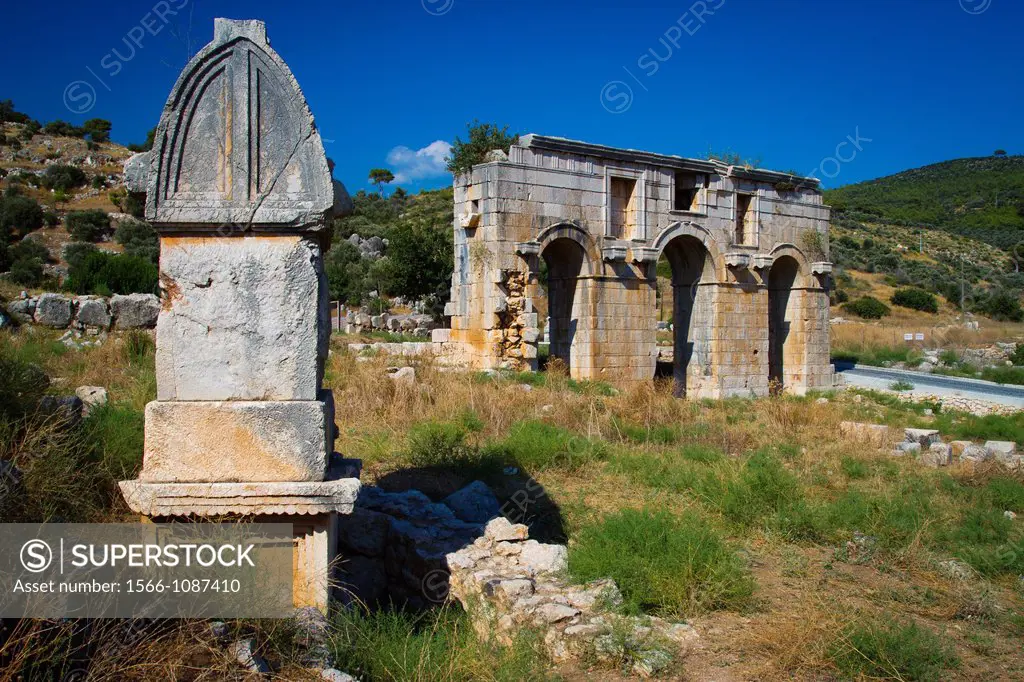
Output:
[
  {"xmin": 825, "ymin": 155, "xmax": 1024, "ymax": 248},
  {"xmin": 826, "ymin": 156, "xmax": 1024, "ymax": 321}
]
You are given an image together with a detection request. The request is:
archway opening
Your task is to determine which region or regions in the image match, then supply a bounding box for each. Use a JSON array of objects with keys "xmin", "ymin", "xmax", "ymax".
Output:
[
  {"xmin": 657, "ymin": 236, "xmax": 714, "ymax": 397},
  {"xmin": 768, "ymin": 255, "xmax": 801, "ymax": 392},
  {"xmin": 540, "ymin": 238, "xmax": 587, "ymax": 372}
]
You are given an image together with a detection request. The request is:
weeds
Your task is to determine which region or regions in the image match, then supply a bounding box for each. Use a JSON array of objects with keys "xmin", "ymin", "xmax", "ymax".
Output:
[
  {"xmin": 829, "ymin": 618, "xmax": 959, "ymax": 682},
  {"xmin": 569, "ymin": 508, "xmax": 754, "ymax": 618}
]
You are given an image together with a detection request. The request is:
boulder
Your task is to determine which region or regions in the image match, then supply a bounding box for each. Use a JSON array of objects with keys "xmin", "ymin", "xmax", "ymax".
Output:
[
  {"xmin": 388, "ymin": 366, "xmax": 416, "ymax": 387},
  {"xmin": 443, "ymin": 481, "xmax": 501, "ymax": 524},
  {"xmin": 321, "ymin": 670, "xmax": 356, "ymax": 682},
  {"xmin": 75, "ymin": 386, "xmax": 108, "ymax": 415},
  {"xmin": 228, "ymin": 639, "xmax": 270, "ymax": 674},
  {"xmin": 111, "ymin": 293, "xmax": 159, "ymax": 329},
  {"xmin": 38, "ymin": 395, "xmax": 84, "ymax": 426},
  {"xmin": 34, "ymin": 293, "xmax": 73, "ymax": 328},
  {"xmin": 6, "ymin": 298, "xmax": 35, "ymax": 324},
  {"xmin": 0, "ymin": 310, "xmax": 11, "ymax": 331},
  {"xmin": 76, "ymin": 297, "xmax": 111, "ymax": 329},
  {"xmin": 519, "ymin": 540, "xmax": 568, "ymax": 575},
  {"xmin": 337, "ymin": 507, "xmax": 391, "ymax": 557}
]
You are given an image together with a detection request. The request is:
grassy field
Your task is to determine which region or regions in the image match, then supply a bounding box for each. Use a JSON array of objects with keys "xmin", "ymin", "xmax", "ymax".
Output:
[{"xmin": 1, "ymin": 327, "xmax": 1023, "ymax": 680}]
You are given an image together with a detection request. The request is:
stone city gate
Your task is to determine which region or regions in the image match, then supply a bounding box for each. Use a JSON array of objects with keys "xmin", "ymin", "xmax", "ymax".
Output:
[{"xmin": 436, "ymin": 135, "xmax": 835, "ymax": 397}]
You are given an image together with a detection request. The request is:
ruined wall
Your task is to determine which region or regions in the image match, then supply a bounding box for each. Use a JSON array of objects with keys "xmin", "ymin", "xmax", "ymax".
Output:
[{"xmin": 440, "ymin": 136, "xmax": 833, "ymax": 396}]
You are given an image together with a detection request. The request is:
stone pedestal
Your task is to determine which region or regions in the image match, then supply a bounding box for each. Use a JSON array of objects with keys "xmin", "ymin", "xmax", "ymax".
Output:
[{"xmin": 118, "ymin": 18, "xmax": 356, "ymax": 614}]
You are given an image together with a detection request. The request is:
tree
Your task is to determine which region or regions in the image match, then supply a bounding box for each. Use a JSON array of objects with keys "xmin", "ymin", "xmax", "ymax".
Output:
[
  {"xmin": 127, "ymin": 127, "xmax": 157, "ymax": 153},
  {"xmin": 114, "ymin": 219, "xmax": 159, "ymax": 264},
  {"xmin": 82, "ymin": 118, "xmax": 112, "ymax": 143},
  {"xmin": 368, "ymin": 168, "xmax": 395, "ymax": 196},
  {"xmin": 384, "ymin": 219, "xmax": 453, "ymax": 301},
  {"xmin": 41, "ymin": 164, "xmax": 87, "ymax": 192},
  {"xmin": 446, "ymin": 121, "xmax": 518, "ymax": 176},
  {"xmin": 0, "ymin": 100, "xmax": 29, "ymax": 124},
  {"xmin": 994, "ymin": 149, "xmax": 1007, "ymax": 157},
  {"xmin": 42, "ymin": 120, "xmax": 85, "ymax": 138}
]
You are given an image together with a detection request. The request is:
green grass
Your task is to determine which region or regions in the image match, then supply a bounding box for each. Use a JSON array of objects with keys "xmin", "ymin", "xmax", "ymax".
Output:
[
  {"xmin": 484, "ymin": 420, "xmax": 607, "ymax": 472},
  {"xmin": 890, "ymin": 380, "xmax": 915, "ymax": 392},
  {"xmin": 829, "ymin": 619, "xmax": 959, "ymax": 682},
  {"xmin": 83, "ymin": 403, "xmax": 144, "ymax": 481},
  {"xmin": 568, "ymin": 508, "xmax": 754, "ymax": 618},
  {"xmin": 980, "ymin": 365, "xmax": 1024, "ymax": 386},
  {"xmin": 832, "ymin": 345, "xmax": 923, "ymax": 368},
  {"xmin": 328, "ymin": 606, "xmax": 552, "ymax": 682}
]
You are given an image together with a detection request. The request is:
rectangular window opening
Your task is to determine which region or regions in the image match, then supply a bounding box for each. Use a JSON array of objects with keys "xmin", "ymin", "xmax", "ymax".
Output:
[
  {"xmin": 735, "ymin": 193, "xmax": 754, "ymax": 245},
  {"xmin": 673, "ymin": 172, "xmax": 702, "ymax": 212},
  {"xmin": 609, "ymin": 176, "xmax": 638, "ymax": 240}
]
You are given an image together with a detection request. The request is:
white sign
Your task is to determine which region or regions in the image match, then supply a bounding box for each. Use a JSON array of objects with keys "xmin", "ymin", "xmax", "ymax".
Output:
[
  {"xmin": 903, "ymin": 333, "xmax": 913, "ymax": 341},
  {"xmin": 915, "ymin": 333, "xmax": 925, "ymax": 341}
]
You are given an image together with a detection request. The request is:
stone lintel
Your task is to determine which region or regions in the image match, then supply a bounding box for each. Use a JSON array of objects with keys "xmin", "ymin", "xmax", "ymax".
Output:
[
  {"xmin": 142, "ymin": 400, "xmax": 329, "ymax": 483},
  {"xmin": 119, "ymin": 478, "xmax": 360, "ymax": 517}
]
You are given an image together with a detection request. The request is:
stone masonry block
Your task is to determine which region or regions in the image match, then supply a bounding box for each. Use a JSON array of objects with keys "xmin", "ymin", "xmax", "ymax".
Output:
[
  {"xmin": 141, "ymin": 400, "xmax": 329, "ymax": 483},
  {"xmin": 156, "ymin": 235, "xmax": 323, "ymax": 401}
]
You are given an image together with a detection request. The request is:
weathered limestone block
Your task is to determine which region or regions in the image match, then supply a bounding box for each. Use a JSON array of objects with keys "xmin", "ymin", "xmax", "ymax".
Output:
[
  {"xmin": 111, "ymin": 293, "xmax": 160, "ymax": 329},
  {"xmin": 156, "ymin": 236, "xmax": 325, "ymax": 401},
  {"xmin": 34, "ymin": 293, "xmax": 72, "ymax": 328},
  {"xmin": 76, "ymin": 297, "xmax": 111, "ymax": 329},
  {"xmin": 141, "ymin": 400, "xmax": 329, "ymax": 483}
]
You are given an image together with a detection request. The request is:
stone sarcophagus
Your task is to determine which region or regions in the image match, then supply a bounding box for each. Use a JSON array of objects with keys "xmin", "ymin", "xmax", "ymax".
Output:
[{"xmin": 119, "ymin": 18, "xmax": 357, "ymax": 613}]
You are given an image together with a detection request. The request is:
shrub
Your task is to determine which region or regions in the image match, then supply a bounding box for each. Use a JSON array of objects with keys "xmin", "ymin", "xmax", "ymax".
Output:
[
  {"xmin": 65, "ymin": 210, "xmax": 111, "ymax": 242},
  {"xmin": 41, "ymin": 120, "xmax": 84, "ymax": 138},
  {"xmin": 975, "ymin": 292, "xmax": 1023, "ymax": 322},
  {"xmin": 830, "ymin": 619, "xmax": 959, "ymax": 681},
  {"xmin": 0, "ymin": 193, "xmax": 44, "ymax": 239},
  {"xmin": 66, "ymin": 251, "xmax": 158, "ymax": 296},
  {"xmin": 891, "ymin": 287, "xmax": 939, "ymax": 313},
  {"xmin": 41, "ymin": 211, "xmax": 59, "ymax": 228},
  {"xmin": 569, "ymin": 509, "xmax": 754, "ymax": 617},
  {"xmin": 41, "ymin": 164, "xmax": 87, "ymax": 192},
  {"xmin": 842, "ymin": 296, "xmax": 890, "ymax": 319},
  {"xmin": 114, "ymin": 219, "xmax": 158, "ymax": 264},
  {"xmin": 890, "ymin": 380, "xmax": 915, "ymax": 391},
  {"xmin": 719, "ymin": 451, "xmax": 805, "ymax": 528},
  {"xmin": 1010, "ymin": 344, "xmax": 1024, "ymax": 366},
  {"xmin": 62, "ymin": 242, "xmax": 98, "ymax": 271},
  {"xmin": 0, "ymin": 348, "xmax": 48, "ymax": 422},
  {"xmin": 406, "ymin": 421, "xmax": 474, "ymax": 467}
]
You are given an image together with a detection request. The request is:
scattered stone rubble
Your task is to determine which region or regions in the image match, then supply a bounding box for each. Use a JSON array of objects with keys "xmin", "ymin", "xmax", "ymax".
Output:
[
  {"xmin": 341, "ymin": 310, "xmax": 439, "ymax": 337},
  {"xmin": 346, "ymin": 233, "xmax": 387, "ymax": 260},
  {"xmin": 335, "ymin": 482, "xmax": 697, "ymax": 676},
  {"xmin": 840, "ymin": 421, "xmax": 1022, "ymax": 470}
]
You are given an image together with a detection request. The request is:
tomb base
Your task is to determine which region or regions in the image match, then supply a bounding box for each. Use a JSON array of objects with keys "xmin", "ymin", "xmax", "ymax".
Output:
[{"xmin": 141, "ymin": 400, "xmax": 331, "ymax": 483}]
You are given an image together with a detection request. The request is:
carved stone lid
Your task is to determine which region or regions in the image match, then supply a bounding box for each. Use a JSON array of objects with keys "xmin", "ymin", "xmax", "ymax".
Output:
[{"xmin": 126, "ymin": 19, "xmax": 341, "ymax": 231}]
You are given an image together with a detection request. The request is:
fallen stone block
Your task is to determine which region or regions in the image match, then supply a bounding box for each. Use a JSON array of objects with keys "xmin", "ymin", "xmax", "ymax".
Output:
[
  {"xmin": 905, "ymin": 428, "xmax": 941, "ymax": 447},
  {"xmin": 921, "ymin": 443, "xmax": 953, "ymax": 468},
  {"xmin": 485, "ymin": 516, "xmax": 529, "ymax": 542},
  {"xmin": 985, "ymin": 441, "xmax": 1018, "ymax": 462},
  {"xmin": 959, "ymin": 444, "xmax": 991, "ymax": 463},
  {"xmin": 76, "ymin": 297, "xmax": 111, "ymax": 329},
  {"xmin": 75, "ymin": 385, "xmax": 108, "ymax": 415},
  {"xmin": 839, "ymin": 421, "xmax": 893, "ymax": 447}
]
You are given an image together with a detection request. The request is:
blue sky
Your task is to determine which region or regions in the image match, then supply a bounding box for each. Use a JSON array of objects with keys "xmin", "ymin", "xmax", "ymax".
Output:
[{"xmin": 3, "ymin": 0, "xmax": 1021, "ymax": 193}]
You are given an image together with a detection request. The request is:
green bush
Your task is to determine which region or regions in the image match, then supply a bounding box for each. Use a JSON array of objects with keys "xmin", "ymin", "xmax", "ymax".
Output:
[
  {"xmin": 1010, "ymin": 344, "xmax": 1024, "ymax": 366},
  {"xmin": 5, "ymin": 238, "xmax": 49, "ymax": 287},
  {"xmin": 66, "ymin": 251, "xmax": 158, "ymax": 296},
  {"xmin": 65, "ymin": 210, "xmax": 111, "ymax": 242},
  {"xmin": 0, "ymin": 348, "xmax": 48, "ymax": 422},
  {"xmin": 830, "ymin": 619, "xmax": 958, "ymax": 681},
  {"xmin": 41, "ymin": 164, "xmax": 87, "ymax": 192},
  {"xmin": 113, "ymin": 219, "xmax": 158, "ymax": 264},
  {"xmin": 0, "ymin": 192, "xmax": 44, "ymax": 240},
  {"xmin": 891, "ymin": 287, "xmax": 939, "ymax": 313},
  {"xmin": 975, "ymin": 292, "xmax": 1024, "ymax": 322},
  {"xmin": 406, "ymin": 421, "xmax": 474, "ymax": 467},
  {"xmin": 569, "ymin": 509, "xmax": 754, "ymax": 617},
  {"xmin": 842, "ymin": 296, "xmax": 890, "ymax": 319}
]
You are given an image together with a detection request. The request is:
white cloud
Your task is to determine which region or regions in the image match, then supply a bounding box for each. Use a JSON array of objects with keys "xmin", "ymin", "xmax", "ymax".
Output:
[{"xmin": 386, "ymin": 140, "xmax": 452, "ymax": 184}]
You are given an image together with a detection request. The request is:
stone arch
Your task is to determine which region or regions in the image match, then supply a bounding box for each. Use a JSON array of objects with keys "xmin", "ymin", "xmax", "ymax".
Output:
[
  {"xmin": 651, "ymin": 221, "xmax": 724, "ymax": 278},
  {"xmin": 767, "ymin": 246, "xmax": 812, "ymax": 392},
  {"xmin": 656, "ymin": 232, "xmax": 717, "ymax": 397},
  {"xmin": 534, "ymin": 221, "xmax": 600, "ymax": 277}
]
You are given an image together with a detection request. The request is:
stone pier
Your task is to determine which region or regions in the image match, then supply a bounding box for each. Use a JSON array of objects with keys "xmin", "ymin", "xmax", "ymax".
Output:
[{"xmin": 119, "ymin": 18, "xmax": 358, "ymax": 613}]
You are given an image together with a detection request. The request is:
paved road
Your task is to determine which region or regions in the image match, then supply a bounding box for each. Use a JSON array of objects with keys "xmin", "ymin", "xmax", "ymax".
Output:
[{"xmin": 836, "ymin": 364, "xmax": 1024, "ymax": 410}]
